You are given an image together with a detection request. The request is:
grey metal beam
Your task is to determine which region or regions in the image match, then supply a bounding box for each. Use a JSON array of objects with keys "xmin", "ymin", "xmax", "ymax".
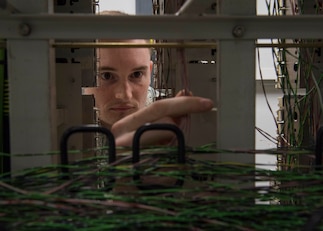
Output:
[
  {"xmin": 8, "ymin": 39, "xmax": 57, "ymax": 172},
  {"xmin": 7, "ymin": 0, "xmax": 56, "ymax": 173},
  {"xmin": 216, "ymin": 0, "xmax": 256, "ymax": 162},
  {"xmin": 0, "ymin": 14, "xmax": 323, "ymax": 40}
]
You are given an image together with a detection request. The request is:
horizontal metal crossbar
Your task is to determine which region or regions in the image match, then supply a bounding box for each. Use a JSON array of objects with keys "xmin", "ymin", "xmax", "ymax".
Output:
[{"xmin": 0, "ymin": 14, "xmax": 323, "ymax": 40}]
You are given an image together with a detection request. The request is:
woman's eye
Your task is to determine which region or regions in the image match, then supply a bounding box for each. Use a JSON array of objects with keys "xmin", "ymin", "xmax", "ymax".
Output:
[
  {"xmin": 130, "ymin": 71, "xmax": 143, "ymax": 79},
  {"xmin": 100, "ymin": 72, "xmax": 113, "ymax": 80}
]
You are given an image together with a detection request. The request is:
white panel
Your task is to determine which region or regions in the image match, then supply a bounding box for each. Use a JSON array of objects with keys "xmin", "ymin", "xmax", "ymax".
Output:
[{"xmin": 98, "ymin": 0, "xmax": 136, "ymax": 14}]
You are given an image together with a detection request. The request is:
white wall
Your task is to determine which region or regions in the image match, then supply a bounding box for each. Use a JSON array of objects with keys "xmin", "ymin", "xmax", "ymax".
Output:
[
  {"xmin": 256, "ymin": 81, "xmax": 281, "ymax": 170},
  {"xmin": 98, "ymin": 0, "xmax": 136, "ymax": 14},
  {"xmin": 256, "ymin": 1, "xmax": 277, "ymax": 80}
]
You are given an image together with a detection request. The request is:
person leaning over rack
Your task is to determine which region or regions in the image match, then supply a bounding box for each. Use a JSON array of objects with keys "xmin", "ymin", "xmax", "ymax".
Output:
[{"xmin": 89, "ymin": 10, "xmax": 214, "ymax": 146}]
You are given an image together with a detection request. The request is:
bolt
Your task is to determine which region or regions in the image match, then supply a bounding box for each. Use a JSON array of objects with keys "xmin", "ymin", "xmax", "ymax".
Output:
[
  {"xmin": 232, "ymin": 25, "xmax": 245, "ymax": 38},
  {"xmin": 19, "ymin": 23, "xmax": 31, "ymax": 36}
]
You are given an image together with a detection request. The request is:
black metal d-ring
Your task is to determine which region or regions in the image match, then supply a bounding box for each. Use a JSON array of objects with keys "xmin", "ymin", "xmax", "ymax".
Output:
[
  {"xmin": 60, "ymin": 124, "xmax": 116, "ymax": 177},
  {"xmin": 315, "ymin": 126, "xmax": 323, "ymax": 170},
  {"xmin": 133, "ymin": 123, "xmax": 186, "ymax": 164},
  {"xmin": 132, "ymin": 123, "xmax": 186, "ymax": 189}
]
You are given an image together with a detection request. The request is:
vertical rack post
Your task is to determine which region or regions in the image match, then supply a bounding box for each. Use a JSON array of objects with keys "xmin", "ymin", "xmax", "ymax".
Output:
[
  {"xmin": 7, "ymin": 0, "xmax": 57, "ymax": 172},
  {"xmin": 216, "ymin": 0, "xmax": 256, "ymax": 164}
]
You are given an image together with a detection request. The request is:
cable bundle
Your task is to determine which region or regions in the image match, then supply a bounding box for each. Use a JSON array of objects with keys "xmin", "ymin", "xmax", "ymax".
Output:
[{"xmin": 0, "ymin": 144, "xmax": 322, "ymax": 231}]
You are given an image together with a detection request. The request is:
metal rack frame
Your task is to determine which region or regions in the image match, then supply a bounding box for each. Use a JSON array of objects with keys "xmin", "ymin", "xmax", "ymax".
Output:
[{"xmin": 2, "ymin": 0, "xmax": 323, "ymax": 170}]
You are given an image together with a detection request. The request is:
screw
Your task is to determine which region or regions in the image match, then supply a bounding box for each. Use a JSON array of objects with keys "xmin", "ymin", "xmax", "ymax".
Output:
[
  {"xmin": 19, "ymin": 23, "xmax": 32, "ymax": 36},
  {"xmin": 232, "ymin": 25, "xmax": 245, "ymax": 38}
]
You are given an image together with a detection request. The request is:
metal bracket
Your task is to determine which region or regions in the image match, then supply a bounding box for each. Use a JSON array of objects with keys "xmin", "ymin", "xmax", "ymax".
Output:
[
  {"xmin": 59, "ymin": 124, "xmax": 116, "ymax": 178},
  {"xmin": 132, "ymin": 123, "xmax": 186, "ymax": 189}
]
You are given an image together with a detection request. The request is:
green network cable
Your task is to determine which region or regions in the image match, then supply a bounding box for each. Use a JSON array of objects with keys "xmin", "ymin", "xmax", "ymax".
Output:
[{"xmin": 0, "ymin": 146, "xmax": 321, "ymax": 231}]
